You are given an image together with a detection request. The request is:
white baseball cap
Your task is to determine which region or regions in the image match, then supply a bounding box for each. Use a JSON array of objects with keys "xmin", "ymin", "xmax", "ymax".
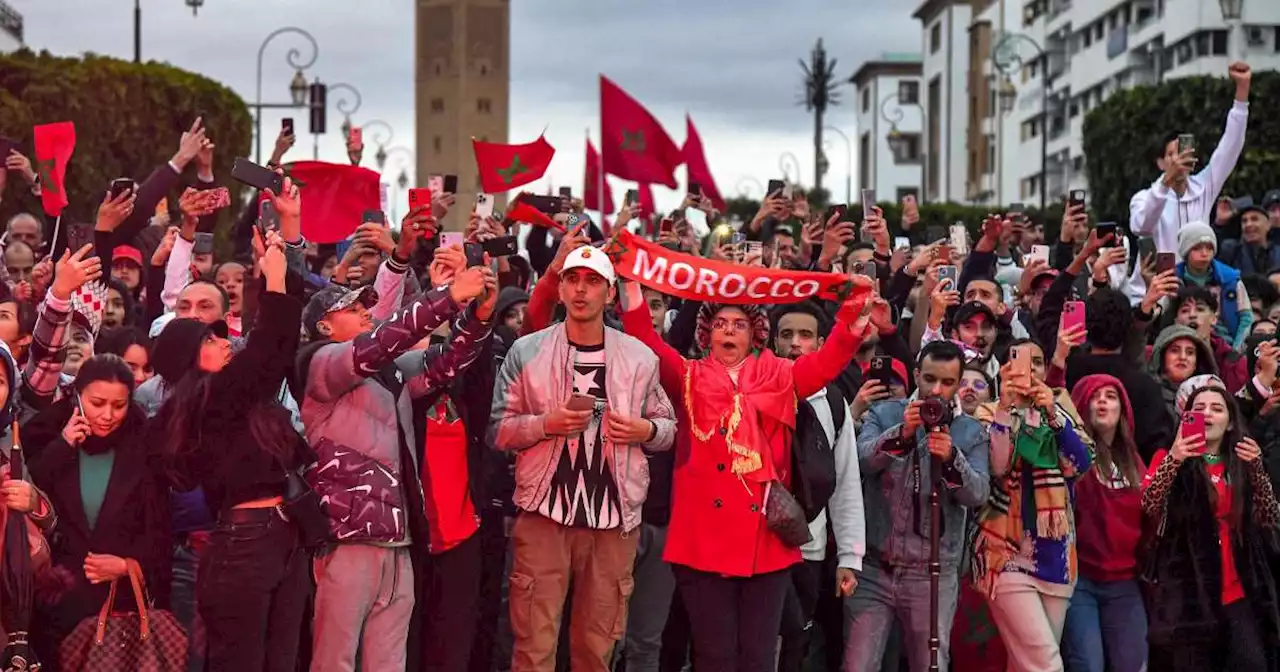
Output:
[{"xmin": 559, "ymin": 246, "xmax": 616, "ymax": 284}]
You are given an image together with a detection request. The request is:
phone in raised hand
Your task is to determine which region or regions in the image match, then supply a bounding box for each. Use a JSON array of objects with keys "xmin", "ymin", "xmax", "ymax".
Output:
[{"xmin": 475, "ymin": 193, "xmax": 494, "ymax": 219}]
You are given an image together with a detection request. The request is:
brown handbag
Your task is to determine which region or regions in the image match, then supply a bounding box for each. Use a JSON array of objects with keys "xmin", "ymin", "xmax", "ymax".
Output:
[{"xmin": 58, "ymin": 559, "xmax": 188, "ymax": 672}]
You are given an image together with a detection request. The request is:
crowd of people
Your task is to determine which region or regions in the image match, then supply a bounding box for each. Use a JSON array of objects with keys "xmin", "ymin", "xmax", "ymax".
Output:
[{"xmin": 0, "ymin": 59, "xmax": 1275, "ymax": 672}]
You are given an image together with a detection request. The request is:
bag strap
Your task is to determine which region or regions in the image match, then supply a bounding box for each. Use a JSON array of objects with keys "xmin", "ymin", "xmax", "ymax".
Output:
[
  {"xmin": 93, "ymin": 579, "xmax": 120, "ymax": 645},
  {"xmin": 825, "ymin": 384, "xmax": 845, "ymax": 443},
  {"xmin": 92, "ymin": 559, "xmax": 151, "ymax": 645}
]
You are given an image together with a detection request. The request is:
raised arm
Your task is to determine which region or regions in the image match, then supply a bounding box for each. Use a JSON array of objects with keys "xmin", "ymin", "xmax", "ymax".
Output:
[
  {"xmin": 1199, "ymin": 64, "xmax": 1252, "ymax": 205},
  {"xmin": 405, "ymin": 302, "xmax": 494, "ymax": 399},
  {"xmin": 619, "ymin": 281, "xmax": 688, "ymax": 406},
  {"xmin": 24, "ymin": 248, "xmax": 102, "ymax": 403}
]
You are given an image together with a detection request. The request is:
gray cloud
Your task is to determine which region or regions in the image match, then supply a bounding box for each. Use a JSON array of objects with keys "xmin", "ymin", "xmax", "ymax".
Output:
[{"xmin": 12, "ymin": 0, "xmax": 917, "ymax": 207}]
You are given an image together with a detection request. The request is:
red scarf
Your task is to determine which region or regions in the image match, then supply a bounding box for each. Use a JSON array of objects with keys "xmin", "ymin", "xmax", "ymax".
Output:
[{"xmin": 683, "ymin": 351, "xmax": 796, "ymax": 483}]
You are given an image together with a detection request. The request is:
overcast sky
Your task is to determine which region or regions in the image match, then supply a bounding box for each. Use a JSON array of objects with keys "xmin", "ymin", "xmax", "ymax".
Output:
[{"xmin": 11, "ymin": 0, "xmax": 919, "ymax": 211}]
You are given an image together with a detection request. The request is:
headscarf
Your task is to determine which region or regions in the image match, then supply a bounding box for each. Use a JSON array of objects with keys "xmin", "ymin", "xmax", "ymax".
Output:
[
  {"xmin": 694, "ymin": 303, "xmax": 770, "ymax": 353},
  {"xmin": 1176, "ymin": 374, "xmax": 1226, "ymax": 414}
]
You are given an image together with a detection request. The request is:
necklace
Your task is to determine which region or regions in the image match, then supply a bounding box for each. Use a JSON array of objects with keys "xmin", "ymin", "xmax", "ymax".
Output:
[{"xmin": 1203, "ymin": 452, "xmax": 1223, "ymax": 465}]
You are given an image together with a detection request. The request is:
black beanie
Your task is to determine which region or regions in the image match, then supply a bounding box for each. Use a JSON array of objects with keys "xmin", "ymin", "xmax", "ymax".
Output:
[{"xmin": 151, "ymin": 318, "xmax": 227, "ymax": 383}]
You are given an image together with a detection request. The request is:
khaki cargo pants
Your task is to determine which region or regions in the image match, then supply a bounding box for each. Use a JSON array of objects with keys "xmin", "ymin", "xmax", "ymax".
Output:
[{"xmin": 508, "ymin": 512, "xmax": 640, "ymax": 672}]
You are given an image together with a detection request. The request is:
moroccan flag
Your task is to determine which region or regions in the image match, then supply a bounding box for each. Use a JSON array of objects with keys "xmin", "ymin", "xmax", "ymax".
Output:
[
  {"xmin": 636, "ymin": 183, "xmax": 656, "ymax": 218},
  {"xmin": 583, "ymin": 140, "xmax": 614, "ymax": 214},
  {"xmin": 33, "ymin": 122, "xmax": 76, "ymax": 217},
  {"xmin": 600, "ymin": 76, "xmax": 681, "ymax": 189},
  {"xmin": 682, "ymin": 116, "xmax": 726, "ymax": 212},
  {"xmin": 472, "ymin": 135, "xmax": 555, "ymax": 194},
  {"xmin": 288, "ymin": 161, "xmax": 381, "ymax": 244},
  {"xmin": 507, "ymin": 193, "xmax": 563, "ymax": 232}
]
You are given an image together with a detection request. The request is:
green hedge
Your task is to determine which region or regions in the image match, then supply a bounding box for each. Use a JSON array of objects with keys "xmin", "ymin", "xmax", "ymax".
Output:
[
  {"xmin": 0, "ymin": 49, "xmax": 252, "ymax": 231},
  {"xmin": 1082, "ymin": 69, "xmax": 1280, "ymax": 224}
]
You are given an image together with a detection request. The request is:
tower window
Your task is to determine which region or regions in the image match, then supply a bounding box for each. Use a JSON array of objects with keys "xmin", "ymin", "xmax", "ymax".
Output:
[
  {"xmin": 477, "ymin": 98, "xmax": 492, "ymax": 114},
  {"xmin": 431, "ymin": 98, "xmax": 444, "ymax": 113},
  {"xmin": 433, "ymin": 136, "xmax": 442, "ymax": 153}
]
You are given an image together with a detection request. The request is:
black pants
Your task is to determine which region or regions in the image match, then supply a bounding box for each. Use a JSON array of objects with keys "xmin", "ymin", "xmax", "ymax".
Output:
[
  {"xmin": 419, "ymin": 532, "xmax": 484, "ymax": 672},
  {"xmin": 469, "ymin": 510, "xmax": 514, "ymax": 672},
  {"xmin": 196, "ymin": 509, "xmax": 311, "ymax": 672},
  {"xmin": 672, "ymin": 564, "xmax": 791, "ymax": 672},
  {"xmin": 659, "ymin": 582, "xmax": 693, "ymax": 672},
  {"xmin": 778, "ymin": 560, "xmax": 822, "ymax": 672},
  {"xmin": 1149, "ymin": 600, "xmax": 1270, "ymax": 672}
]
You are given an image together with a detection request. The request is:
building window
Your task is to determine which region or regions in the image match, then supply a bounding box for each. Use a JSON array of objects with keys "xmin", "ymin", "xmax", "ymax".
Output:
[
  {"xmin": 862, "ymin": 89, "xmax": 870, "ymax": 113},
  {"xmin": 1095, "ymin": 22, "xmax": 1105, "ymax": 40},
  {"xmin": 900, "ymin": 81, "xmax": 920, "ymax": 105},
  {"xmin": 986, "ymin": 134, "xmax": 996, "ymax": 174},
  {"xmin": 477, "ymin": 98, "xmax": 492, "ymax": 113},
  {"xmin": 430, "ymin": 98, "xmax": 444, "ymax": 113},
  {"xmin": 930, "ymin": 23, "xmax": 942, "ymax": 54},
  {"xmin": 433, "ymin": 136, "xmax": 442, "ymax": 153},
  {"xmin": 1211, "ymin": 30, "xmax": 1228, "ymax": 56},
  {"xmin": 480, "ymin": 64, "xmax": 489, "ymax": 76},
  {"xmin": 895, "ymin": 133, "xmax": 922, "ymax": 162}
]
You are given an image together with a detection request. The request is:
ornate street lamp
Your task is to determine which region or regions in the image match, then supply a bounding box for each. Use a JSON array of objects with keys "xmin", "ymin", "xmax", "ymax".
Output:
[
  {"xmin": 998, "ymin": 77, "xmax": 1018, "ymax": 114},
  {"xmin": 1219, "ymin": 0, "xmax": 1243, "ymax": 20}
]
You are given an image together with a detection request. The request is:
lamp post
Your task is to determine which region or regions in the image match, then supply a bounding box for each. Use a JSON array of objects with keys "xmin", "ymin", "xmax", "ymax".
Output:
[
  {"xmin": 253, "ymin": 27, "xmax": 320, "ymax": 164},
  {"xmin": 134, "ymin": 0, "xmax": 204, "ymax": 64},
  {"xmin": 362, "ymin": 120, "xmax": 394, "ymax": 153},
  {"xmin": 778, "ymin": 152, "xmax": 803, "ymax": 187},
  {"xmin": 1219, "ymin": 0, "xmax": 1245, "ymax": 60},
  {"xmin": 993, "ymin": 31, "xmax": 1050, "ymax": 211},
  {"xmin": 879, "ymin": 92, "xmax": 927, "ymax": 202},
  {"xmin": 735, "ymin": 176, "xmax": 765, "ymax": 199},
  {"xmin": 824, "ymin": 125, "xmax": 853, "ymax": 205},
  {"xmin": 327, "ymin": 83, "xmax": 361, "ymax": 160}
]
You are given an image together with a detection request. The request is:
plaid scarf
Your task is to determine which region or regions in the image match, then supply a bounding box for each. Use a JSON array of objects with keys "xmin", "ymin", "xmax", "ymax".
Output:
[{"xmin": 971, "ymin": 407, "xmax": 1077, "ymax": 598}]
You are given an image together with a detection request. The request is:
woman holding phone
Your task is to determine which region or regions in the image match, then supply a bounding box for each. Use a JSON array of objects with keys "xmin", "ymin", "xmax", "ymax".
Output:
[{"xmin": 1141, "ymin": 383, "xmax": 1280, "ymax": 671}]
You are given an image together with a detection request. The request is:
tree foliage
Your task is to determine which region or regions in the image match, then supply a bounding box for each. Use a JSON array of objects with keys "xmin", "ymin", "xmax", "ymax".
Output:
[
  {"xmin": 1082, "ymin": 69, "xmax": 1280, "ymax": 224},
  {"xmin": 0, "ymin": 49, "xmax": 252, "ymax": 228}
]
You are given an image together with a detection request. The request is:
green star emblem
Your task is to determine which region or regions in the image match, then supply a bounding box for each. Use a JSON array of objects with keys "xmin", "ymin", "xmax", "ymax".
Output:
[
  {"xmin": 603, "ymin": 233, "xmax": 629, "ymax": 263},
  {"xmin": 496, "ymin": 155, "xmax": 529, "ymax": 184},
  {"xmin": 36, "ymin": 157, "xmax": 62, "ymax": 198},
  {"xmin": 620, "ymin": 130, "xmax": 646, "ymax": 153}
]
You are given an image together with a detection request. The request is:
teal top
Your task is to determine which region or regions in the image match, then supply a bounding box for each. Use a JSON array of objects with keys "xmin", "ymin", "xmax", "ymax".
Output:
[{"xmin": 79, "ymin": 450, "xmax": 115, "ymax": 530}]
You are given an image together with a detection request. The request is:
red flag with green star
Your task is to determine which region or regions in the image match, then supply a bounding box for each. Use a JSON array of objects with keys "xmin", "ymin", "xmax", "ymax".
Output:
[
  {"xmin": 600, "ymin": 75, "xmax": 681, "ymax": 189},
  {"xmin": 33, "ymin": 121, "xmax": 76, "ymax": 217},
  {"xmin": 472, "ymin": 135, "xmax": 555, "ymax": 194}
]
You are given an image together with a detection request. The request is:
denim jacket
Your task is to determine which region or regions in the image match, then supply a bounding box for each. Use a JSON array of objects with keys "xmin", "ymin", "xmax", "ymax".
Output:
[{"xmin": 857, "ymin": 399, "xmax": 991, "ymax": 570}]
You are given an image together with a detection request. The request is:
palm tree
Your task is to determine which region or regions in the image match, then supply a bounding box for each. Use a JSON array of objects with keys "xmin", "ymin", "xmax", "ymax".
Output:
[{"xmin": 799, "ymin": 38, "xmax": 842, "ymax": 199}]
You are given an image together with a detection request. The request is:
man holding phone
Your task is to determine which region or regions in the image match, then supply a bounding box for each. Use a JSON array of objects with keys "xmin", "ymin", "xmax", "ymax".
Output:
[{"xmin": 489, "ymin": 247, "xmax": 675, "ymax": 672}]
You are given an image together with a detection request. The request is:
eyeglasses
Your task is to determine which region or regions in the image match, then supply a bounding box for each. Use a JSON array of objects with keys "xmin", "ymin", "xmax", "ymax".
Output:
[
  {"xmin": 961, "ymin": 379, "xmax": 989, "ymax": 392},
  {"xmin": 711, "ymin": 318, "xmax": 751, "ymax": 333}
]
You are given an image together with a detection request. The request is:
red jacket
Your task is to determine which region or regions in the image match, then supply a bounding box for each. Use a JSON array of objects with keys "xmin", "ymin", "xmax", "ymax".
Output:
[{"xmin": 621, "ymin": 306, "xmax": 863, "ymax": 577}]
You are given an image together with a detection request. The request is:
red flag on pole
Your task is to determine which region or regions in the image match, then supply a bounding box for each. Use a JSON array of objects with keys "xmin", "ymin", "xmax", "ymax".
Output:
[
  {"xmin": 472, "ymin": 135, "xmax": 555, "ymax": 194},
  {"xmin": 33, "ymin": 122, "xmax": 76, "ymax": 217},
  {"xmin": 600, "ymin": 76, "xmax": 682, "ymax": 189},
  {"xmin": 682, "ymin": 116, "xmax": 726, "ymax": 212},
  {"xmin": 636, "ymin": 183, "xmax": 656, "ymax": 218},
  {"xmin": 288, "ymin": 161, "xmax": 381, "ymax": 244},
  {"xmin": 584, "ymin": 140, "xmax": 614, "ymax": 214}
]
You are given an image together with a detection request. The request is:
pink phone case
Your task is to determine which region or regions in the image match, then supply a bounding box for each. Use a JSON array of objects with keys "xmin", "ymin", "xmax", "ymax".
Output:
[
  {"xmin": 1062, "ymin": 301, "xmax": 1086, "ymax": 333},
  {"xmin": 1181, "ymin": 411, "xmax": 1206, "ymax": 446}
]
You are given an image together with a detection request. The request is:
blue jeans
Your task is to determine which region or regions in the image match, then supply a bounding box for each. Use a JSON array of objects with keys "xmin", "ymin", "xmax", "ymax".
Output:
[
  {"xmin": 1061, "ymin": 576, "xmax": 1147, "ymax": 672},
  {"xmin": 843, "ymin": 557, "xmax": 959, "ymax": 672}
]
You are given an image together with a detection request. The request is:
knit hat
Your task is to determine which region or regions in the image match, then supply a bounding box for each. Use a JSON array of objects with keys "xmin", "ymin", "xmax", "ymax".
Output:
[
  {"xmin": 1070, "ymin": 374, "xmax": 1135, "ymax": 432},
  {"xmin": 695, "ymin": 303, "xmax": 770, "ymax": 353},
  {"xmin": 150, "ymin": 317, "xmax": 228, "ymax": 384},
  {"xmin": 1175, "ymin": 374, "xmax": 1226, "ymax": 414},
  {"xmin": 1177, "ymin": 222, "xmax": 1216, "ymax": 258}
]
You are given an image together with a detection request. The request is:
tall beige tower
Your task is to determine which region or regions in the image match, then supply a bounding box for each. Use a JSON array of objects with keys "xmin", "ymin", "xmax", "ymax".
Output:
[{"xmin": 415, "ymin": 0, "xmax": 510, "ymax": 225}]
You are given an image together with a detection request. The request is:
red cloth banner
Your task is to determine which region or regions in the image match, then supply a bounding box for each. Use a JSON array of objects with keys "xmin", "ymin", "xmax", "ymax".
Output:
[
  {"xmin": 289, "ymin": 161, "xmax": 381, "ymax": 244},
  {"xmin": 473, "ymin": 135, "xmax": 555, "ymax": 194},
  {"xmin": 33, "ymin": 122, "xmax": 76, "ymax": 217},
  {"xmin": 604, "ymin": 229, "xmax": 870, "ymax": 306}
]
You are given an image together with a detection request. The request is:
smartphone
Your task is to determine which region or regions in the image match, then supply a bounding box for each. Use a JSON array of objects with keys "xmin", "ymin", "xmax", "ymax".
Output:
[
  {"xmin": 744, "ymin": 240, "xmax": 763, "ymax": 265},
  {"xmin": 659, "ymin": 217, "xmax": 674, "ymax": 234},
  {"xmin": 851, "ymin": 260, "xmax": 878, "ymax": 280},
  {"xmin": 475, "ymin": 193, "xmax": 494, "ymax": 219},
  {"xmin": 1095, "ymin": 221, "xmax": 1118, "ymax": 247},
  {"xmin": 558, "ymin": 186, "xmax": 572, "ymax": 199},
  {"xmin": 463, "ymin": 242, "xmax": 485, "ymax": 267},
  {"xmin": 208, "ymin": 187, "xmax": 231, "ymax": 210},
  {"xmin": 926, "ymin": 225, "xmax": 947, "ymax": 244},
  {"xmin": 1177, "ymin": 133, "xmax": 1196, "ymax": 154},
  {"xmin": 1156, "ymin": 252, "xmax": 1177, "ymax": 274},
  {"xmin": 567, "ymin": 393, "xmax": 597, "ymax": 412},
  {"xmin": 894, "ymin": 236, "xmax": 911, "ymax": 252},
  {"xmin": 730, "ymin": 232, "xmax": 746, "ymax": 263},
  {"xmin": 689, "ymin": 182, "xmax": 702, "ymax": 197},
  {"xmin": 1028, "ymin": 244, "xmax": 1050, "ymax": 265},
  {"xmin": 767, "ymin": 179, "xmax": 785, "ymax": 197},
  {"xmin": 1068, "ymin": 189, "xmax": 1086, "ymax": 210},
  {"xmin": 626, "ymin": 189, "xmax": 640, "ymax": 205},
  {"xmin": 870, "ymin": 356, "xmax": 895, "ymax": 388},
  {"xmin": 74, "ymin": 393, "xmax": 85, "ymax": 417},
  {"xmin": 0, "ymin": 137, "xmax": 17, "ymax": 159},
  {"xmin": 937, "ymin": 265, "xmax": 958, "ymax": 291},
  {"xmin": 861, "ymin": 188, "xmax": 876, "ymax": 220},
  {"xmin": 442, "ymin": 175, "xmax": 459, "ymax": 194},
  {"xmin": 526, "ymin": 194, "xmax": 561, "ymax": 215},
  {"xmin": 258, "ymin": 200, "xmax": 281, "ymax": 235},
  {"xmin": 1062, "ymin": 300, "xmax": 1086, "ymax": 334},
  {"xmin": 349, "ymin": 126, "xmax": 362, "ymax": 145},
  {"xmin": 427, "ymin": 175, "xmax": 445, "ymax": 198},
  {"xmin": 1138, "ymin": 238, "xmax": 1157, "ymax": 261},
  {"xmin": 440, "ymin": 232, "xmax": 463, "ymax": 248},
  {"xmin": 1009, "ymin": 346, "xmax": 1032, "ymax": 386},
  {"xmin": 282, "ymin": 118, "xmax": 295, "ymax": 136},
  {"xmin": 66, "ymin": 223, "xmax": 95, "ymax": 257},
  {"xmin": 108, "ymin": 178, "xmax": 136, "ymax": 200},
  {"xmin": 950, "ymin": 223, "xmax": 968, "ymax": 255},
  {"xmin": 408, "ymin": 187, "xmax": 432, "ymax": 212},
  {"xmin": 935, "ymin": 244, "xmax": 954, "ymax": 264},
  {"xmin": 1180, "ymin": 411, "xmax": 1206, "ymax": 448},
  {"xmin": 824, "ymin": 204, "xmax": 848, "ymax": 225},
  {"xmin": 231, "ymin": 157, "xmax": 283, "ymax": 193},
  {"xmin": 482, "ymin": 235, "xmax": 518, "ymax": 258},
  {"xmin": 1009, "ymin": 202, "xmax": 1025, "ymax": 216},
  {"xmin": 193, "ymin": 232, "xmax": 214, "ymax": 256},
  {"xmin": 362, "ymin": 209, "xmax": 387, "ymax": 226}
]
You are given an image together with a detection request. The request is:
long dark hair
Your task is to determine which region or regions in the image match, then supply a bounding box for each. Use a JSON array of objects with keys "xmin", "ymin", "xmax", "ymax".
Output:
[
  {"xmin": 1082, "ymin": 384, "xmax": 1143, "ymax": 489},
  {"xmin": 1180, "ymin": 386, "xmax": 1249, "ymax": 530}
]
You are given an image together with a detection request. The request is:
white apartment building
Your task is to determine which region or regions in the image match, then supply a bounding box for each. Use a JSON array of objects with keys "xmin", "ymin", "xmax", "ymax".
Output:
[
  {"xmin": 0, "ymin": 0, "xmax": 22, "ymax": 53},
  {"xmin": 850, "ymin": 55, "xmax": 925, "ymax": 203},
  {"xmin": 877, "ymin": 0, "xmax": 1280, "ymax": 207}
]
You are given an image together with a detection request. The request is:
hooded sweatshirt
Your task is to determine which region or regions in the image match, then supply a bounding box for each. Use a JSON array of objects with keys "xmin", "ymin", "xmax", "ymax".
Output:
[
  {"xmin": 1070, "ymin": 375, "xmax": 1146, "ymax": 582},
  {"xmin": 1148, "ymin": 325, "xmax": 1220, "ymax": 421}
]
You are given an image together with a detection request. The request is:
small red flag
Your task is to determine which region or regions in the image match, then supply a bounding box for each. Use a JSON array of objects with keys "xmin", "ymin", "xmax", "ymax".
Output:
[
  {"xmin": 600, "ymin": 76, "xmax": 682, "ymax": 189},
  {"xmin": 507, "ymin": 193, "xmax": 564, "ymax": 232},
  {"xmin": 288, "ymin": 161, "xmax": 381, "ymax": 244},
  {"xmin": 472, "ymin": 135, "xmax": 555, "ymax": 194},
  {"xmin": 33, "ymin": 122, "xmax": 76, "ymax": 217},
  {"xmin": 682, "ymin": 116, "xmax": 726, "ymax": 212},
  {"xmin": 584, "ymin": 140, "xmax": 614, "ymax": 215}
]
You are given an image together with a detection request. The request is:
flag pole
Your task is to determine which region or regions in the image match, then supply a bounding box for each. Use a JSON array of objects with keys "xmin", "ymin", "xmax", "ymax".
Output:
[{"xmin": 49, "ymin": 215, "xmax": 62, "ymax": 257}]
